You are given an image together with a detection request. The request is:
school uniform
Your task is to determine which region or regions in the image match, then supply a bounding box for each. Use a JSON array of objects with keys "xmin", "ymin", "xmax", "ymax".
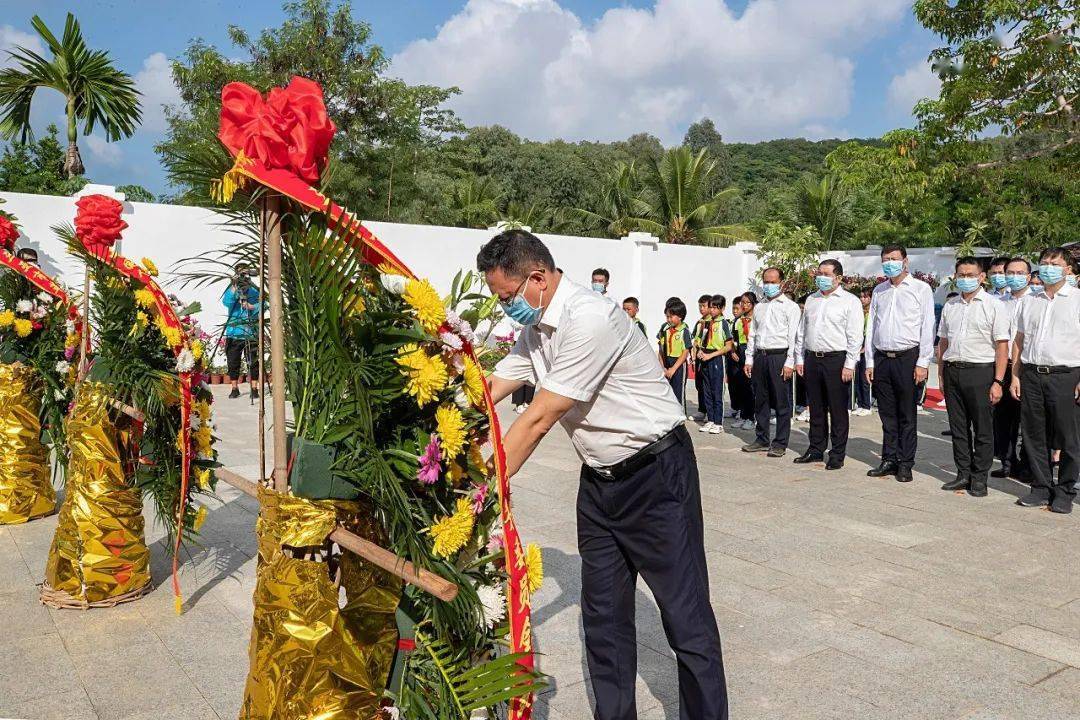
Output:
[
  {"xmin": 936, "ymin": 288, "xmax": 1010, "ymax": 494},
  {"xmin": 728, "ymin": 315, "xmax": 754, "ymax": 421},
  {"xmin": 992, "ymin": 288, "xmax": 1030, "ymax": 477},
  {"xmin": 1014, "ymin": 284, "xmax": 1080, "ymax": 513},
  {"xmin": 699, "ymin": 317, "xmax": 732, "ymax": 425},
  {"xmin": 633, "ymin": 318, "xmax": 647, "ymax": 336},
  {"xmin": 661, "ymin": 321, "xmax": 693, "ymax": 407},
  {"xmin": 852, "ymin": 310, "xmax": 872, "ymax": 410},
  {"xmin": 745, "ymin": 294, "xmax": 800, "ymax": 450},
  {"xmin": 793, "ymin": 287, "xmax": 863, "ymax": 464},
  {"xmin": 692, "ymin": 316, "xmax": 711, "ymax": 415},
  {"xmin": 865, "ymin": 275, "xmax": 936, "ymax": 479}
]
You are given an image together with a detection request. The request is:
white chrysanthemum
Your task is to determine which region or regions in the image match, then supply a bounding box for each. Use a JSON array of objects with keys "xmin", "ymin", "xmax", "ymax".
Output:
[
  {"xmin": 440, "ymin": 330, "xmax": 463, "ymax": 351},
  {"xmin": 476, "ymin": 584, "xmax": 506, "ymax": 629},
  {"xmin": 15, "ymin": 299, "xmax": 32, "ymax": 313},
  {"xmin": 382, "ymin": 708, "xmax": 400, "ymax": 720},
  {"xmin": 37, "ymin": 292, "xmax": 53, "ymax": 304},
  {"xmin": 446, "ymin": 309, "xmax": 477, "ymax": 344},
  {"xmin": 55, "ymin": 360, "xmax": 70, "ymax": 374},
  {"xmin": 453, "ymin": 388, "xmax": 470, "ymax": 410},
  {"xmin": 380, "ymin": 274, "xmax": 408, "ymax": 295},
  {"xmin": 65, "ymin": 319, "xmax": 76, "ymax": 334},
  {"xmin": 176, "ymin": 348, "xmax": 196, "ymax": 373},
  {"xmin": 190, "ymin": 414, "xmax": 202, "ymax": 431}
]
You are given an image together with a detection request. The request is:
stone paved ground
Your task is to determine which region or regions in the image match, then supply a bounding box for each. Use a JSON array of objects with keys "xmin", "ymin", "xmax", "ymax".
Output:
[{"xmin": 2, "ymin": 384, "xmax": 1080, "ymax": 719}]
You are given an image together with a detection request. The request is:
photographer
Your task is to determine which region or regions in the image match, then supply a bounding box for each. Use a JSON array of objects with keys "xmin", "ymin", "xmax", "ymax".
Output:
[{"xmin": 221, "ymin": 262, "xmax": 262, "ymax": 399}]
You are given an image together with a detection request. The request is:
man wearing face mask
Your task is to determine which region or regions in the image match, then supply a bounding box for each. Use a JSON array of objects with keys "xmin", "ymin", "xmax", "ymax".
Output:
[
  {"xmin": 864, "ymin": 244, "xmax": 936, "ymax": 482},
  {"xmin": 590, "ymin": 267, "xmax": 609, "ymax": 295},
  {"xmin": 792, "ymin": 260, "xmax": 863, "ymax": 470},
  {"xmin": 742, "ymin": 267, "xmax": 801, "ymax": 457},
  {"xmin": 479, "ymin": 229, "xmax": 728, "ymax": 720},
  {"xmin": 935, "ymin": 257, "xmax": 1010, "ymax": 497},
  {"xmin": 1011, "ymin": 247, "xmax": 1080, "ymax": 514},
  {"xmin": 992, "ymin": 257, "xmax": 1034, "ymax": 481},
  {"xmin": 987, "ymin": 257, "xmax": 1011, "ymax": 297}
]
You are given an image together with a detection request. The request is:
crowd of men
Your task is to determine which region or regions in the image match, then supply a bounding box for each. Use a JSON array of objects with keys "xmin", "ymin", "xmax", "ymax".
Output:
[{"xmin": 595, "ymin": 245, "xmax": 1080, "ymax": 514}]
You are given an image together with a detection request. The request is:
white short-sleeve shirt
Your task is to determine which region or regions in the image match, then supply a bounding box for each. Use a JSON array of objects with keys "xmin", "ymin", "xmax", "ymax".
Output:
[
  {"xmin": 1016, "ymin": 284, "xmax": 1080, "ymax": 367},
  {"xmin": 494, "ymin": 278, "xmax": 685, "ymax": 467},
  {"xmin": 936, "ymin": 288, "xmax": 1010, "ymax": 363}
]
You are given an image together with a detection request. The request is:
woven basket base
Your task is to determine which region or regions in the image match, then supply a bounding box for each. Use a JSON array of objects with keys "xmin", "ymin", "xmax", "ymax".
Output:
[{"xmin": 39, "ymin": 581, "xmax": 151, "ymax": 610}]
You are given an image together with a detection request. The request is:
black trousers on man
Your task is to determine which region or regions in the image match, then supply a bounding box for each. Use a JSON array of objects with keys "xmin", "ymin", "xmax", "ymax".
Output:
[
  {"xmin": 943, "ymin": 362, "xmax": 995, "ymax": 482},
  {"xmin": 728, "ymin": 345, "xmax": 754, "ymax": 420},
  {"xmin": 511, "ymin": 383, "xmax": 535, "ymax": 406},
  {"xmin": 872, "ymin": 347, "xmax": 919, "ymax": 469},
  {"xmin": 805, "ymin": 351, "xmax": 850, "ymax": 461},
  {"xmin": 1020, "ymin": 366, "xmax": 1080, "ymax": 512},
  {"xmin": 753, "ymin": 349, "xmax": 793, "ymax": 449},
  {"xmin": 578, "ymin": 426, "xmax": 728, "ymax": 720},
  {"xmin": 853, "ymin": 353, "xmax": 872, "ymax": 410},
  {"xmin": 993, "ymin": 363, "xmax": 1027, "ymax": 474}
]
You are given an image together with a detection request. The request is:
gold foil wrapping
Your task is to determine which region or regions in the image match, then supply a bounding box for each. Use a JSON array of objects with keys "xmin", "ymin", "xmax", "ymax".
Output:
[
  {"xmin": 0, "ymin": 363, "xmax": 56, "ymax": 524},
  {"xmin": 240, "ymin": 486, "xmax": 401, "ymax": 720},
  {"xmin": 43, "ymin": 381, "xmax": 151, "ymax": 604}
]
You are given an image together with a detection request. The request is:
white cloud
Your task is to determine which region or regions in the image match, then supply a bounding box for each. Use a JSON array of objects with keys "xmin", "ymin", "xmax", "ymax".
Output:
[
  {"xmin": 84, "ymin": 134, "xmax": 123, "ymax": 166},
  {"xmin": 134, "ymin": 52, "xmax": 181, "ymax": 133},
  {"xmin": 392, "ymin": 0, "xmax": 910, "ymax": 143},
  {"xmin": 0, "ymin": 25, "xmax": 45, "ymax": 69},
  {"xmin": 886, "ymin": 59, "xmax": 941, "ymax": 117}
]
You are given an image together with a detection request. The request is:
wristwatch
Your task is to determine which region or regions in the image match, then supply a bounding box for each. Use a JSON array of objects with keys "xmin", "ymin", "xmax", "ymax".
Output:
[{"xmin": 993, "ymin": 378, "xmax": 1005, "ymax": 387}]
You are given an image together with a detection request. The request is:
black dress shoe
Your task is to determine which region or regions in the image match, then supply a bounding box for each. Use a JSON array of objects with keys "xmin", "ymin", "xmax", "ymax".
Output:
[
  {"xmin": 1016, "ymin": 493, "xmax": 1049, "ymax": 508},
  {"xmin": 767, "ymin": 446, "xmax": 787, "ymax": 458},
  {"xmin": 1050, "ymin": 501, "xmax": 1073, "ymax": 514},
  {"xmin": 896, "ymin": 467, "xmax": 914, "ymax": 483},
  {"xmin": 866, "ymin": 461, "xmax": 898, "ymax": 477},
  {"xmin": 742, "ymin": 441, "xmax": 770, "ymax": 453},
  {"xmin": 825, "ymin": 458, "xmax": 844, "ymax": 470},
  {"xmin": 793, "ymin": 451, "xmax": 824, "ymax": 464},
  {"xmin": 967, "ymin": 477, "xmax": 988, "ymax": 497},
  {"xmin": 941, "ymin": 429, "xmax": 952, "ymax": 436},
  {"xmin": 941, "ymin": 473, "xmax": 968, "ymax": 491},
  {"xmin": 990, "ymin": 467, "xmax": 1009, "ymax": 479}
]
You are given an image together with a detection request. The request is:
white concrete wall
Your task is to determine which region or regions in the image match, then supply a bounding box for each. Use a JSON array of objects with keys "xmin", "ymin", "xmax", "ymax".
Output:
[{"xmin": 1, "ymin": 186, "xmax": 984, "ymax": 348}]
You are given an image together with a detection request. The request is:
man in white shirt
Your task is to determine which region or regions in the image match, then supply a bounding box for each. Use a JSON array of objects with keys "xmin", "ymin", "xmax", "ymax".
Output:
[
  {"xmin": 480, "ymin": 230, "xmax": 728, "ymax": 719},
  {"xmin": 935, "ymin": 257, "xmax": 1010, "ymax": 497},
  {"xmin": 1011, "ymin": 247, "xmax": 1080, "ymax": 514},
  {"xmin": 742, "ymin": 267, "xmax": 801, "ymax": 457},
  {"xmin": 792, "ymin": 259, "xmax": 863, "ymax": 469},
  {"xmin": 864, "ymin": 244, "xmax": 936, "ymax": 483},
  {"xmin": 991, "ymin": 257, "xmax": 1033, "ymax": 480}
]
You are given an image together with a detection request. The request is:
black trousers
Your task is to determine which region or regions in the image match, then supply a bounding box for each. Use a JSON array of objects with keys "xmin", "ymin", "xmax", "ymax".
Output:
[
  {"xmin": 853, "ymin": 354, "xmax": 872, "ymax": 410},
  {"xmin": 695, "ymin": 359, "xmax": 707, "ymax": 413},
  {"xmin": 578, "ymin": 428, "xmax": 728, "ymax": 720},
  {"xmin": 1020, "ymin": 366, "xmax": 1080, "ymax": 509},
  {"xmin": 512, "ymin": 383, "xmax": 535, "ymax": 406},
  {"xmin": 664, "ymin": 357, "xmax": 688, "ymax": 408},
  {"xmin": 701, "ymin": 357, "xmax": 725, "ymax": 424},
  {"xmin": 753, "ymin": 350, "xmax": 792, "ymax": 448},
  {"xmin": 872, "ymin": 349, "xmax": 919, "ymax": 469},
  {"xmin": 943, "ymin": 363, "xmax": 995, "ymax": 479},
  {"xmin": 225, "ymin": 337, "xmax": 259, "ymax": 380},
  {"xmin": 728, "ymin": 345, "xmax": 754, "ymax": 420},
  {"xmin": 993, "ymin": 363, "xmax": 1025, "ymax": 471},
  {"xmin": 805, "ymin": 353, "xmax": 850, "ymax": 460}
]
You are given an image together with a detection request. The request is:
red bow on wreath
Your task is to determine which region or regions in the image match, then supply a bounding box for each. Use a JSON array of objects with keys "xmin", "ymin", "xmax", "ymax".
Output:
[
  {"xmin": 74, "ymin": 195, "xmax": 127, "ymax": 257},
  {"xmin": 0, "ymin": 215, "xmax": 19, "ymax": 251}
]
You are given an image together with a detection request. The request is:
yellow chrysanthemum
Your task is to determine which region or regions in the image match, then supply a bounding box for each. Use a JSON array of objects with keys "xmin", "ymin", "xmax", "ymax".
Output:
[
  {"xmin": 64, "ymin": 331, "xmax": 79, "ymax": 349},
  {"xmin": 197, "ymin": 467, "xmax": 212, "ymax": 490},
  {"xmin": 446, "ymin": 459, "xmax": 467, "ymax": 487},
  {"xmin": 347, "ymin": 295, "xmax": 365, "ymax": 317},
  {"xmin": 0, "ymin": 309, "xmax": 13, "ymax": 329},
  {"xmin": 131, "ymin": 311, "xmax": 149, "ymax": 336},
  {"xmin": 193, "ymin": 505, "xmax": 208, "ymax": 531},
  {"xmin": 462, "ymin": 356, "xmax": 486, "ymax": 407},
  {"xmin": 194, "ymin": 424, "xmax": 213, "ymax": 455},
  {"xmin": 191, "ymin": 340, "xmax": 204, "ymax": 361},
  {"xmin": 436, "ymin": 404, "xmax": 467, "ymax": 460},
  {"xmin": 468, "ymin": 441, "xmax": 487, "ymax": 474},
  {"xmin": 402, "ymin": 279, "xmax": 446, "ymax": 334},
  {"xmin": 13, "ymin": 318, "xmax": 32, "ymax": 337},
  {"xmin": 140, "ymin": 258, "xmax": 159, "ymax": 277},
  {"xmin": 396, "ymin": 344, "xmax": 448, "ymax": 407},
  {"xmin": 134, "ymin": 288, "xmax": 156, "ymax": 309},
  {"xmin": 428, "ymin": 498, "xmax": 475, "ymax": 558},
  {"xmin": 525, "ymin": 542, "xmax": 544, "ymax": 594},
  {"xmin": 195, "ymin": 400, "xmax": 212, "ymax": 423},
  {"xmin": 154, "ymin": 315, "xmax": 182, "ymax": 347}
]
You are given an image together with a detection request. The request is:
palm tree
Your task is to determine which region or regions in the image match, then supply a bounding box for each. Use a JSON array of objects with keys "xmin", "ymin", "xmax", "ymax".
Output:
[
  {"xmin": 794, "ymin": 174, "xmax": 855, "ymax": 250},
  {"xmin": 0, "ymin": 13, "xmax": 141, "ymax": 178},
  {"xmin": 573, "ymin": 161, "xmax": 644, "ymax": 238},
  {"xmin": 448, "ymin": 175, "xmax": 500, "ymax": 229},
  {"xmin": 632, "ymin": 147, "xmax": 753, "ymax": 246}
]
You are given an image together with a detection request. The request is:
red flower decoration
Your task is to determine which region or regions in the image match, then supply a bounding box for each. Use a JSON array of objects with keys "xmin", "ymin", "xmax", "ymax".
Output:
[
  {"xmin": 0, "ymin": 215, "xmax": 18, "ymax": 251},
  {"xmin": 74, "ymin": 195, "xmax": 128, "ymax": 256},
  {"xmin": 218, "ymin": 76, "xmax": 336, "ymax": 184}
]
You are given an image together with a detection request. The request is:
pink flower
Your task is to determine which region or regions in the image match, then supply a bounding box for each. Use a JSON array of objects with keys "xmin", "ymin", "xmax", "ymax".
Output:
[
  {"xmin": 471, "ymin": 483, "xmax": 489, "ymax": 515},
  {"xmin": 417, "ymin": 434, "xmax": 441, "ymax": 485},
  {"xmin": 486, "ymin": 529, "xmax": 504, "ymax": 555},
  {"xmin": 64, "ymin": 346, "xmax": 76, "ymax": 361}
]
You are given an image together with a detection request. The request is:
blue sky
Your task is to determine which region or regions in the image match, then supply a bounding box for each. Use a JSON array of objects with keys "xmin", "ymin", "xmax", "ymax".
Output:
[{"xmin": 1, "ymin": 1, "xmax": 942, "ymax": 197}]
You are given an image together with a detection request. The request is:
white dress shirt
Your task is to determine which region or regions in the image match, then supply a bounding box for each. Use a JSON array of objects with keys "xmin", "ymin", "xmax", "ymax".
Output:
[
  {"xmin": 494, "ymin": 278, "xmax": 685, "ymax": 467},
  {"xmin": 794, "ymin": 286, "xmax": 864, "ymax": 369},
  {"xmin": 864, "ymin": 274, "xmax": 936, "ymax": 369},
  {"xmin": 936, "ymin": 288, "xmax": 1010, "ymax": 363},
  {"xmin": 745, "ymin": 293, "xmax": 801, "ymax": 369},
  {"xmin": 996, "ymin": 287, "xmax": 1030, "ymax": 358},
  {"xmin": 1016, "ymin": 283, "xmax": 1080, "ymax": 367}
]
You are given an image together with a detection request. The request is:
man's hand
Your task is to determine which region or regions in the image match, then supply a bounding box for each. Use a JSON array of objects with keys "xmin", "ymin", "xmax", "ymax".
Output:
[
  {"xmin": 841, "ymin": 367, "xmax": 854, "ymax": 383},
  {"xmin": 1074, "ymin": 381, "xmax": 1079, "ymax": 405},
  {"xmin": 782, "ymin": 366, "xmax": 793, "ymax": 381},
  {"xmin": 664, "ymin": 367, "xmax": 675, "ymax": 379},
  {"xmin": 744, "ymin": 364, "xmax": 753, "ymax": 379},
  {"xmin": 989, "ymin": 382, "xmax": 1002, "ymax": 405},
  {"xmin": 865, "ymin": 367, "xmax": 874, "ymax": 383},
  {"xmin": 914, "ymin": 366, "xmax": 928, "ymax": 385},
  {"xmin": 1010, "ymin": 375, "xmax": 1021, "ymax": 401},
  {"xmin": 795, "ymin": 364, "xmax": 804, "ymax": 377}
]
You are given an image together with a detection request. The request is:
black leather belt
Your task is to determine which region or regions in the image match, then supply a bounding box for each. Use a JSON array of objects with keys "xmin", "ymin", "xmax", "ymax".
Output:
[
  {"xmin": 588, "ymin": 425, "xmax": 688, "ymax": 482},
  {"xmin": 758, "ymin": 347, "xmax": 789, "ymax": 356},
  {"xmin": 946, "ymin": 361, "xmax": 994, "ymax": 369},
  {"xmin": 1027, "ymin": 365, "xmax": 1079, "ymax": 375},
  {"xmin": 809, "ymin": 350, "xmax": 846, "ymax": 358},
  {"xmin": 875, "ymin": 346, "xmax": 918, "ymax": 358}
]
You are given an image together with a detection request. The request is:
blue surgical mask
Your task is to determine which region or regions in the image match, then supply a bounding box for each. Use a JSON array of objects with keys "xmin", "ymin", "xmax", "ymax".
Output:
[
  {"xmin": 955, "ymin": 277, "xmax": 981, "ymax": 293},
  {"xmin": 762, "ymin": 283, "xmax": 781, "ymax": 299},
  {"xmin": 1039, "ymin": 264, "xmax": 1065, "ymax": 284},
  {"xmin": 1005, "ymin": 274, "xmax": 1028, "ymax": 291},
  {"xmin": 814, "ymin": 275, "xmax": 835, "ymax": 293},
  {"xmin": 1068, "ymin": 275, "xmax": 1078, "ymax": 288},
  {"xmin": 591, "ymin": 282, "xmax": 606, "ymax": 294},
  {"xmin": 989, "ymin": 273, "xmax": 1007, "ymax": 290},
  {"xmin": 882, "ymin": 260, "xmax": 904, "ymax": 278},
  {"xmin": 501, "ymin": 277, "xmax": 544, "ymax": 326}
]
